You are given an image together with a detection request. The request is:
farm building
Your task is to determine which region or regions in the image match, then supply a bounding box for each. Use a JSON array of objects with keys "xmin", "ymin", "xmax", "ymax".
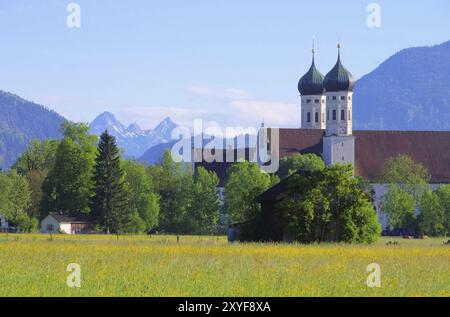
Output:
[
  {"xmin": 0, "ymin": 214, "xmax": 15, "ymax": 233},
  {"xmin": 40, "ymin": 212, "xmax": 93, "ymax": 234}
]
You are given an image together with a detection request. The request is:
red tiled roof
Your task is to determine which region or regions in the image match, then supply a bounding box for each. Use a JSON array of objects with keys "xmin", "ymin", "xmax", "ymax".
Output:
[
  {"xmin": 274, "ymin": 129, "xmax": 450, "ymax": 183},
  {"xmin": 197, "ymin": 129, "xmax": 450, "ymax": 184},
  {"xmin": 353, "ymin": 130, "xmax": 450, "ymax": 183}
]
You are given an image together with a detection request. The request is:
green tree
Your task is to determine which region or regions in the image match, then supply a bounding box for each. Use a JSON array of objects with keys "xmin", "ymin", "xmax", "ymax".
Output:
[
  {"xmin": 382, "ymin": 155, "xmax": 430, "ymax": 202},
  {"xmin": 185, "ymin": 167, "xmax": 220, "ymax": 234},
  {"xmin": 90, "ymin": 131, "xmax": 128, "ymax": 234},
  {"xmin": 277, "ymin": 164, "xmax": 381, "ymax": 243},
  {"xmin": 418, "ymin": 190, "xmax": 445, "ymax": 236},
  {"xmin": 12, "ymin": 139, "xmax": 59, "ymax": 219},
  {"xmin": 278, "ymin": 153, "xmax": 325, "ymax": 179},
  {"xmin": 435, "ymin": 185, "xmax": 450, "ymax": 236},
  {"xmin": 148, "ymin": 150, "xmax": 193, "ymax": 233},
  {"xmin": 123, "ymin": 160, "xmax": 160, "ymax": 231},
  {"xmin": 223, "ymin": 161, "xmax": 279, "ymax": 224},
  {"xmin": 380, "ymin": 184, "xmax": 416, "ymax": 230},
  {"xmin": 12, "ymin": 139, "xmax": 59, "ymax": 174},
  {"xmin": 41, "ymin": 122, "xmax": 97, "ymax": 216},
  {"xmin": 381, "ymin": 155, "xmax": 431, "ymax": 233},
  {"xmin": 2, "ymin": 171, "xmax": 37, "ymax": 232}
]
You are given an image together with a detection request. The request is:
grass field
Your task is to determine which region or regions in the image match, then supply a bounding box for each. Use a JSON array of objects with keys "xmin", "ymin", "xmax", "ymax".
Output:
[{"xmin": 0, "ymin": 233, "xmax": 449, "ymax": 297}]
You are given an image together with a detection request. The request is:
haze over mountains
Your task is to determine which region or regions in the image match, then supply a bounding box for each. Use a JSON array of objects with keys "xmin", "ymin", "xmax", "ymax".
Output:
[{"xmin": 1, "ymin": 40, "xmax": 450, "ymax": 169}]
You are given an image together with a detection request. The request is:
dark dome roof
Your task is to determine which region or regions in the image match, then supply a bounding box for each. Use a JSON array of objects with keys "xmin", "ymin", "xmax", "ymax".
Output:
[
  {"xmin": 298, "ymin": 56, "xmax": 325, "ymax": 95},
  {"xmin": 324, "ymin": 51, "xmax": 355, "ymax": 92}
]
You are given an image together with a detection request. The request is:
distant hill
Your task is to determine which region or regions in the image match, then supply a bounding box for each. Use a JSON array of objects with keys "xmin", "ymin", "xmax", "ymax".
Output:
[
  {"xmin": 354, "ymin": 40, "xmax": 450, "ymax": 130},
  {"xmin": 139, "ymin": 141, "xmax": 177, "ymax": 165},
  {"xmin": 0, "ymin": 91, "xmax": 66, "ymax": 169},
  {"xmin": 89, "ymin": 112, "xmax": 179, "ymax": 158}
]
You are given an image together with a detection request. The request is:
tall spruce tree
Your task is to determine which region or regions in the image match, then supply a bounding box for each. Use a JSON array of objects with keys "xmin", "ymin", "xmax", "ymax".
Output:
[{"xmin": 90, "ymin": 130, "xmax": 128, "ymax": 234}]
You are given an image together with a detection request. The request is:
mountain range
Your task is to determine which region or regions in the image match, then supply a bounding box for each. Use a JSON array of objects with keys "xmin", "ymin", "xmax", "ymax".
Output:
[
  {"xmin": 353, "ymin": 40, "xmax": 450, "ymax": 130},
  {"xmin": 0, "ymin": 91, "xmax": 66, "ymax": 170},
  {"xmin": 1, "ymin": 40, "xmax": 450, "ymax": 169},
  {"xmin": 89, "ymin": 112, "xmax": 178, "ymax": 158}
]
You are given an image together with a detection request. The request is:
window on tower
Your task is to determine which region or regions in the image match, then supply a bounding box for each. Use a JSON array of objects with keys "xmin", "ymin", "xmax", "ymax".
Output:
[{"xmin": 348, "ymin": 110, "xmax": 351, "ymax": 120}]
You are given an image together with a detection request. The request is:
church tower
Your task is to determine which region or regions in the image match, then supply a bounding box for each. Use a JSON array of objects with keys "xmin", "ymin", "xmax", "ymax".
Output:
[
  {"xmin": 298, "ymin": 46, "xmax": 326, "ymax": 129},
  {"xmin": 322, "ymin": 44, "xmax": 356, "ymax": 167}
]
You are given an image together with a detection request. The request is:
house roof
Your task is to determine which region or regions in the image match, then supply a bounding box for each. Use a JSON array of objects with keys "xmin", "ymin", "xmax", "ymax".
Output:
[
  {"xmin": 48, "ymin": 212, "xmax": 91, "ymax": 224},
  {"xmin": 197, "ymin": 129, "xmax": 450, "ymax": 184}
]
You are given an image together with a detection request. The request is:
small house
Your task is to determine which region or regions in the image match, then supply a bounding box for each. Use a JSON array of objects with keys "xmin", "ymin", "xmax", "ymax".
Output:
[
  {"xmin": 40, "ymin": 212, "xmax": 93, "ymax": 234},
  {"xmin": 0, "ymin": 215, "xmax": 8, "ymax": 229}
]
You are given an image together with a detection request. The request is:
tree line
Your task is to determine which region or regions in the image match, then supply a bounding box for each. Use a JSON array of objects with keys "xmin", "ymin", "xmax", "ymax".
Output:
[
  {"xmin": 2, "ymin": 121, "xmax": 446, "ymax": 240},
  {"xmin": 380, "ymin": 155, "xmax": 450, "ymax": 236},
  {"xmin": 2, "ymin": 122, "xmax": 221, "ymax": 234}
]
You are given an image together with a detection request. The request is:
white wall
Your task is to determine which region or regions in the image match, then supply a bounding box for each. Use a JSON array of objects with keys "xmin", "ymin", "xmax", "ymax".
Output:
[
  {"xmin": 0, "ymin": 215, "xmax": 8, "ymax": 228},
  {"xmin": 301, "ymin": 95, "xmax": 326, "ymax": 129},
  {"xmin": 323, "ymin": 135, "xmax": 355, "ymax": 167},
  {"xmin": 40, "ymin": 216, "xmax": 62, "ymax": 233}
]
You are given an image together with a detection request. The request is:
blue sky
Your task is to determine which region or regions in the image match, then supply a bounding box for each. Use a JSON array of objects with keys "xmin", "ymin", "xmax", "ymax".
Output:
[{"xmin": 0, "ymin": 0, "xmax": 449, "ymax": 129}]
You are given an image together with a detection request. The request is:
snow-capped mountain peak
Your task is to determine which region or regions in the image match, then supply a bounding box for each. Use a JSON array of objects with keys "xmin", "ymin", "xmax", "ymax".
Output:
[
  {"xmin": 89, "ymin": 113, "xmax": 179, "ymax": 158},
  {"xmin": 90, "ymin": 111, "xmax": 127, "ymax": 137},
  {"xmin": 153, "ymin": 117, "xmax": 178, "ymax": 140}
]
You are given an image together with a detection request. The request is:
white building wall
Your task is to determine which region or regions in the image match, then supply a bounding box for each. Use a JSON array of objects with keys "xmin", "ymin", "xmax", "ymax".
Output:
[
  {"xmin": 301, "ymin": 95, "xmax": 326, "ymax": 129},
  {"xmin": 322, "ymin": 136, "xmax": 355, "ymax": 167},
  {"xmin": 0, "ymin": 215, "xmax": 8, "ymax": 228},
  {"xmin": 59, "ymin": 223, "xmax": 72, "ymax": 234},
  {"xmin": 40, "ymin": 216, "xmax": 62, "ymax": 233},
  {"xmin": 325, "ymin": 92, "xmax": 353, "ymax": 136}
]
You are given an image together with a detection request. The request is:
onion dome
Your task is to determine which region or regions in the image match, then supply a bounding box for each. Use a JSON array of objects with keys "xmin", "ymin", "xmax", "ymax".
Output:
[
  {"xmin": 324, "ymin": 45, "xmax": 355, "ymax": 92},
  {"xmin": 298, "ymin": 50, "xmax": 325, "ymax": 96}
]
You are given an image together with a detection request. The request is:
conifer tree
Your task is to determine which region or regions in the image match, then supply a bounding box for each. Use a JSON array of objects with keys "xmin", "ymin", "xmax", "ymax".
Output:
[{"xmin": 90, "ymin": 130, "xmax": 128, "ymax": 234}]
